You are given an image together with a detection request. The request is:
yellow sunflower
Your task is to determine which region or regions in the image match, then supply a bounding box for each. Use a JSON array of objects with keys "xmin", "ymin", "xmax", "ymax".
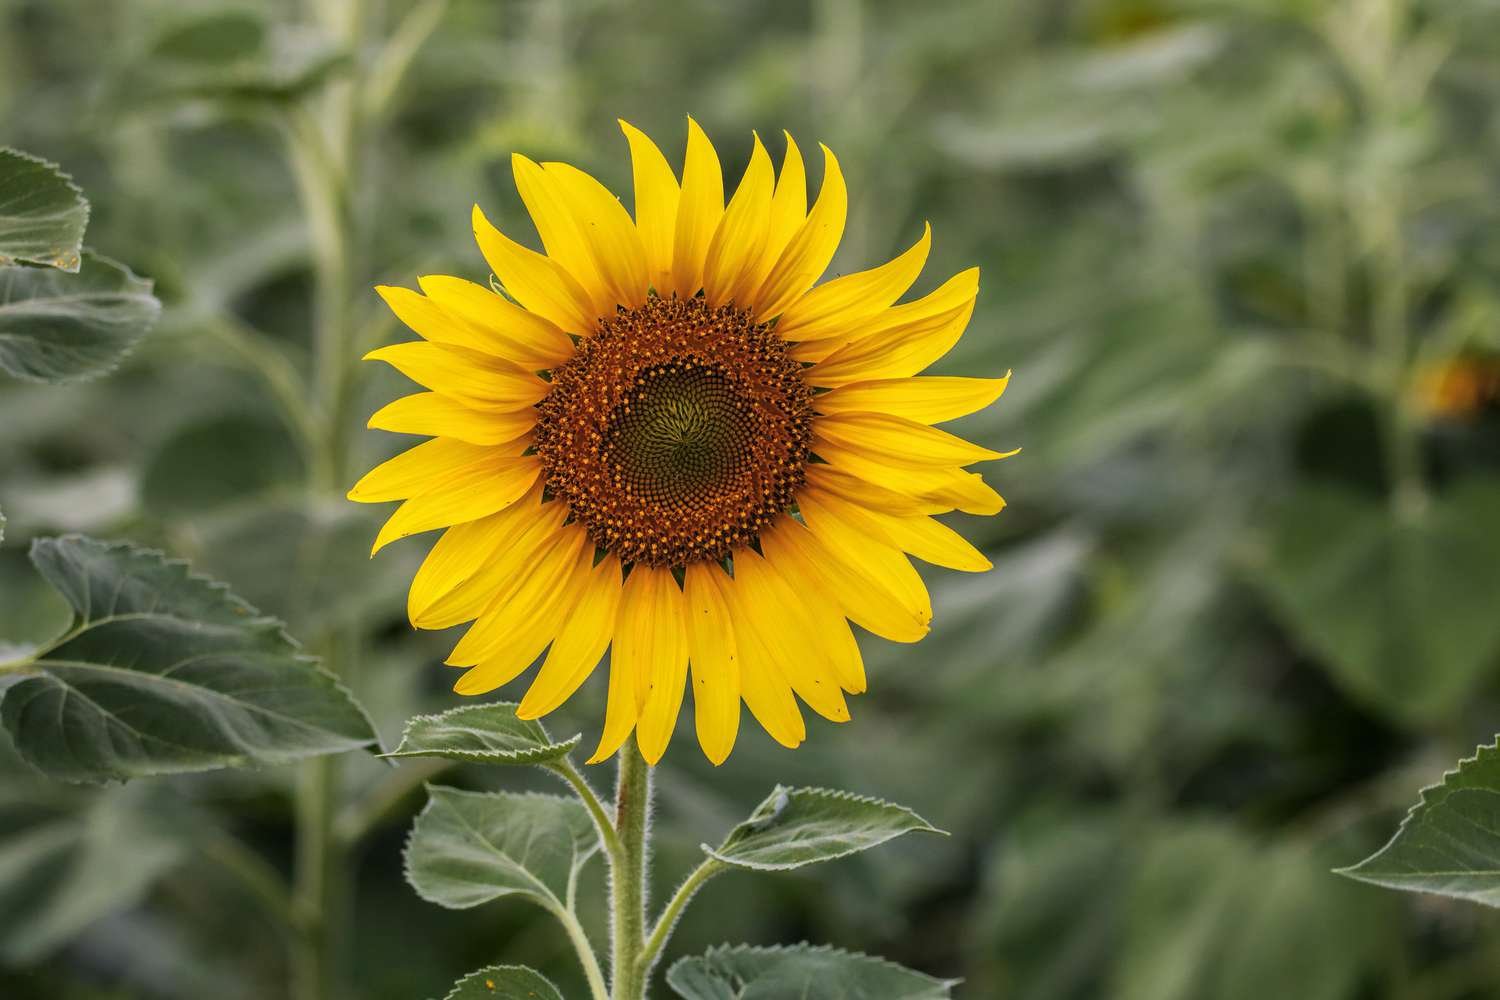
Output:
[{"xmin": 350, "ymin": 118, "xmax": 1013, "ymax": 765}]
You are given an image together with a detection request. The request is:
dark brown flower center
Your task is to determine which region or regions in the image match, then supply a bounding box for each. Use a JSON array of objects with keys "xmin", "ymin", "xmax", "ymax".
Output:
[{"xmin": 535, "ymin": 295, "xmax": 813, "ymax": 567}]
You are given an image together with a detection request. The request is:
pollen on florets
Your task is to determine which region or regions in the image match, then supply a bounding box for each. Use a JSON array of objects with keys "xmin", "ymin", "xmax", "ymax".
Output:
[{"xmin": 534, "ymin": 295, "xmax": 813, "ymax": 567}]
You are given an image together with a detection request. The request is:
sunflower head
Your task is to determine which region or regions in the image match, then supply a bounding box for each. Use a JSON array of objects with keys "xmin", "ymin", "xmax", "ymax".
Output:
[{"xmin": 350, "ymin": 118, "xmax": 1014, "ymax": 765}]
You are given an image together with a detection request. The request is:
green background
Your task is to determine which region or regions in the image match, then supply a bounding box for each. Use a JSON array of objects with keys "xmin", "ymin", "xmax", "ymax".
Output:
[{"xmin": 5, "ymin": 0, "xmax": 1500, "ymax": 997}]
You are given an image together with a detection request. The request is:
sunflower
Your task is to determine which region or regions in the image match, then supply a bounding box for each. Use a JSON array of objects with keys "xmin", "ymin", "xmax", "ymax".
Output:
[{"xmin": 350, "ymin": 119, "xmax": 1013, "ymax": 765}]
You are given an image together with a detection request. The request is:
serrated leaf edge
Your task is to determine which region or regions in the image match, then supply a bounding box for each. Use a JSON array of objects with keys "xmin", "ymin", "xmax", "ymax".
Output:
[
  {"xmin": 401, "ymin": 785, "xmax": 598, "ymax": 911},
  {"xmin": 10, "ymin": 534, "xmax": 381, "ymax": 768},
  {"xmin": 380, "ymin": 701, "xmax": 580, "ymax": 763},
  {"xmin": 0, "ymin": 251, "xmax": 162, "ymax": 385},
  {"xmin": 667, "ymin": 941, "xmax": 962, "ymax": 993},
  {"xmin": 437, "ymin": 963, "xmax": 562, "ymax": 1000},
  {"xmin": 1336, "ymin": 737, "xmax": 1500, "ymax": 885},
  {"xmin": 703, "ymin": 785, "xmax": 946, "ymax": 871},
  {"xmin": 0, "ymin": 147, "xmax": 90, "ymax": 272}
]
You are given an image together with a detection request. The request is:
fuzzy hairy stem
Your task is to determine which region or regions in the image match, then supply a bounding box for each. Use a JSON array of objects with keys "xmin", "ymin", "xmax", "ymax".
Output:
[
  {"xmin": 610, "ymin": 739, "xmax": 652, "ymax": 999},
  {"xmin": 637, "ymin": 858, "xmax": 723, "ymax": 984}
]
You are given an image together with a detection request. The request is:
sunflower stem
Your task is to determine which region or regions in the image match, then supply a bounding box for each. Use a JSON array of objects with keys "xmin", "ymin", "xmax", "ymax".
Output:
[
  {"xmin": 292, "ymin": 750, "xmax": 341, "ymax": 1000},
  {"xmin": 551, "ymin": 759, "xmax": 625, "ymax": 863},
  {"xmin": 610, "ymin": 738, "xmax": 653, "ymax": 1000},
  {"xmin": 637, "ymin": 858, "xmax": 723, "ymax": 983},
  {"xmin": 550, "ymin": 901, "xmax": 611, "ymax": 1000}
]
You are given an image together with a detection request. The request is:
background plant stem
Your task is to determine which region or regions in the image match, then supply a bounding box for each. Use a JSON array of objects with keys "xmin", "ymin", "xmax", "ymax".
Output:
[{"xmin": 289, "ymin": 2, "xmax": 366, "ymax": 997}]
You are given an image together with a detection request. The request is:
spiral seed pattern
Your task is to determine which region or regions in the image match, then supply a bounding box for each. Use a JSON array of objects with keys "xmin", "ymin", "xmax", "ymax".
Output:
[{"xmin": 535, "ymin": 295, "xmax": 813, "ymax": 567}]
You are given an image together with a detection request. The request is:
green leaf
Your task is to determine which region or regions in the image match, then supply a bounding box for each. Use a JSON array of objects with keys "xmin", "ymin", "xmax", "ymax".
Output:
[
  {"xmin": 177, "ymin": 501, "xmax": 399, "ymax": 638},
  {"xmin": 1117, "ymin": 823, "xmax": 1394, "ymax": 1000},
  {"xmin": 667, "ymin": 944, "xmax": 958, "ymax": 1000},
  {"xmin": 705, "ymin": 786, "xmax": 943, "ymax": 871},
  {"xmin": 435, "ymin": 965, "xmax": 564, "ymax": 1000},
  {"xmin": 141, "ymin": 414, "xmax": 304, "ymax": 516},
  {"xmin": 0, "ymin": 252, "xmax": 160, "ymax": 383},
  {"xmin": 146, "ymin": 23, "xmax": 351, "ymax": 106},
  {"xmin": 1248, "ymin": 480, "xmax": 1500, "ymax": 723},
  {"xmin": 1340, "ymin": 740, "xmax": 1500, "ymax": 906},
  {"xmin": 383, "ymin": 703, "xmax": 580, "ymax": 766},
  {"xmin": 0, "ymin": 783, "xmax": 184, "ymax": 962},
  {"xmin": 0, "ymin": 148, "xmax": 88, "ymax": 271},
  {"xmin": 0, "ymin": 535, "xmax": 377, "ymax": 783},
  {"xmin": 404, "ymin": 787, "xmax": 598, "ymax": 912},
  {"xmin": 150, "ymin": 9, "xmax": 268, "ymax": 65}
]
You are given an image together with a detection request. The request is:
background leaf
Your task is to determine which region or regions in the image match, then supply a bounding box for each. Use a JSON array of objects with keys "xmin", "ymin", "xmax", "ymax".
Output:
[
  {"xmin": 435, "ymin": 965, "xmax": 563, "ymax": 1000},
  {"xmin": 0, "ymin": 252, "xmax": 159, "ymax": 383},
  {"xmin": 666, "ymin": 943, "xmax": 958, "ymax": 1000},
  {"xmin": 1248, "ymin": 480, "xmax": 1500, "ymax": 723},
  {"xmin": 0, "ymin": 535, "xmax": 377, "ymax": 782},
  {"xmin": 706, "ymin": 786, "xmax": 942, "ymax": 872},
  {"xmin": 140, "ymin": 414, "xmax": 304, "ymax": 517},
  {"xmin": 0, "ymin": 148, "xmax": 87, "ymax": 271},
  {"xmin": 1341, "ymin": 740, "xmax": 1500, "ymax": 906},
  {"xmin": 383, "ymin": 702, "xmax": 580, "ymax": 766},
  {"xmin": 0, "ymin": 782, "xmax": 184, "ymax": 963},
  {"xmin": 404, "ymin": 787, "xmax": 598, "ymax": 912}
]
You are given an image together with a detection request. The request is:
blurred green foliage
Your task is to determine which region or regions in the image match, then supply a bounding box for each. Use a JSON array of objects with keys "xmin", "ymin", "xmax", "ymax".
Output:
[{"xmin": 5, "ymin": 0, "xmax": 1500, "ymax": 997}]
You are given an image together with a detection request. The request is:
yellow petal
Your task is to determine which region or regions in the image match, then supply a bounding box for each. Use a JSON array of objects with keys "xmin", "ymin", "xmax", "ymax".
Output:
[
  {"xmin": 811, "ymin": 435, "xmax": 1004, "ymax": 514},
  {"xmin": 349, "ymin": 437, "xmax": 514, "ymax": 503},
  {"xmin": 407, "ymin": 486, "xmax": 543, "ymax": 626},
  {"xmin": 802, "ymin": 268, "xmax": 979, "ymax": 381},
  {"xmin": 682, "ymin": 563, "xmax": 741, "ymax": 765},
  {"xmin": 760, "ymin": 513, "xmax": 927, "ymax": 645},
  {"xmin": 363, "ymin": 341, "xmax": 549, "ymax": 410},
  {"xmin": 368, "ymin": 392, "xmax": 535, "ymax": 446},
  {"xmin": 416, "ymin": 275, "xmax": 574, "ymax": 369},
  {"xmin": 756, "ymin": 544, "xmax": 865, "ymax": 694},
  {"xmin": 671, "ymin": 117, "xmax": 725, "ymax": 299},
  {"xmin": 511, "ymin": 154, "xmax": 609, "ymax": 313},
  {"xmin": 774, "ymin": 223, "xmax": 930, "ymax": 342},
  {"xmin": 542, "ymin": 161, "xmax": 651, "ymax": 310},
  {"xmin": 816, "ymin": 411, "xmax": 1008, "ymax": 466},
  {"xmin": 735, "ymin": 549, "xmax": 857, "ymax": 713},
  {"xmin": 701, "ymin": 132, "xmax": 774, "ymax": 308},
  {"xmin": 411, "ymin": 497, "xmax": 568, "ymax": 629},
  {"xmin": 719, "ymin": 572, "xmax": 805, "ymax": 749},
  {"xmin": 752, "ymin": 143, "xmax": 847, "ymax": 321},
  {"xmin": 519, "ymin": 554, "xmax": 623, "ymax": 719},
  {"xmin": 454, "ymin": 551, "xmax": 589, "ymax": 693},
  {"xmin": 589, "ymin": 567, "xmax": 686, "ymax": 764},
  {"xmin": 446, "ymin": 525, "xmax": 587, "ymax": 668},
  {"xmin": 764, "ymin": 132, "xmax": 807, "ymax": 268},
  {"xmin": 924, "ymin": 468, "xmax": 1007, "ymax": 516},
  {"xmin": 804, "ymin": 464, "xmax": 941, "ymax": 517},
  {"xmin": 815, "ymin": 373, "xmax": 1010, "ymax": 425},
  {"xmin": 628, "ymin": 567, "xmax": 690, "ymax": 765},
  {"xmin": 375, "ymin": 284, "xmax": 483, "ymax": 353},
  {"xmin": 472, "ymin": 204, "xmax": 599, "ymax": 335},
  {"xmin": 444, "ymin": 521, "xmax": 585, "ymax": 668},
  {"xmin": 863, "ymin": 509, "xmax": 991, "ymax": 572},
  {"xmin": 797, "ymin": 487, "xmax": 933, "ymax": 629},
  {"xmin": 620, "ymin": 120, "xmax": 681, "ymax": 294},
  {"xmin": 372, "ymin": 456, "xmax": 540, "ymax": 554}
]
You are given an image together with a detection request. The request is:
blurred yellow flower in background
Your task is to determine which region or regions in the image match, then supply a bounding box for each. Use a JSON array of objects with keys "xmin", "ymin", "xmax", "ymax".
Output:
[
  {"xmin": 349, "ymin": 118, "xmax": 1013, "ymax": 764},
  {"xmin": 1411, "ymin": 355, "xmax": 1500, "ymax": 423}
]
